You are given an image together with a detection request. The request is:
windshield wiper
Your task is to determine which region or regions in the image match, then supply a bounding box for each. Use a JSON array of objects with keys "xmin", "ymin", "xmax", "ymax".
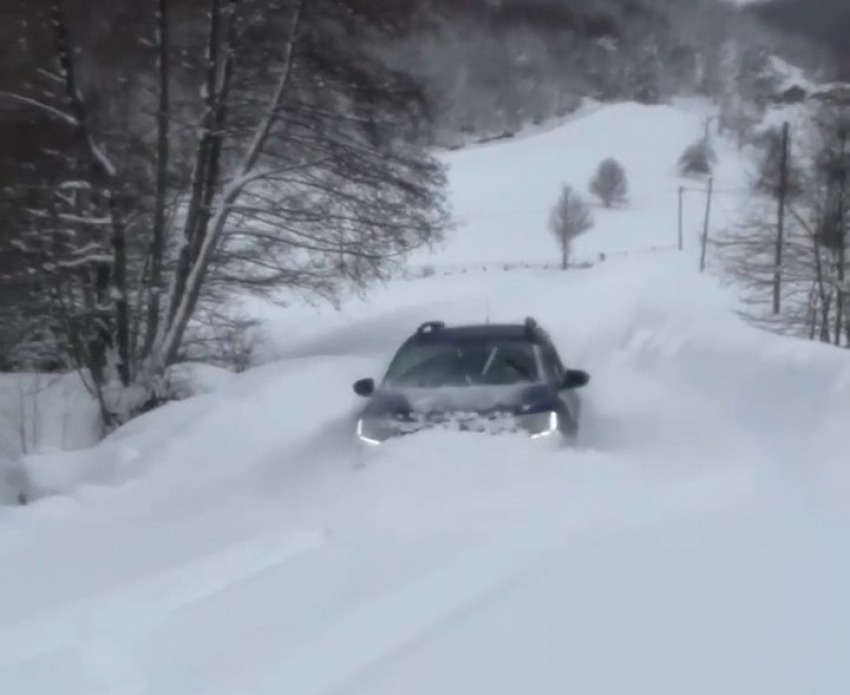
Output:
[{"xmin": 504, "ymin": 357, "xmax": 533, "ymax": 379}]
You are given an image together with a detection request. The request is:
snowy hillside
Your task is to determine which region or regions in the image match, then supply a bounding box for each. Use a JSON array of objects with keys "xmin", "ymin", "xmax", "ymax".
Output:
[{"xmin": 3, "ymin": 99, "xmax": 850, "ymax": 695}]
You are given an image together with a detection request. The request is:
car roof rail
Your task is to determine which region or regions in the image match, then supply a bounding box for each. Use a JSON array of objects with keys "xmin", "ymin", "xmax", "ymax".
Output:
[
  {"xmin": 524, "ymin": 316, "xmax": 548, "ymax": 341},
  {"xmin": 416, "ymin": 320, "xmax": 445, "ymax": 336}
]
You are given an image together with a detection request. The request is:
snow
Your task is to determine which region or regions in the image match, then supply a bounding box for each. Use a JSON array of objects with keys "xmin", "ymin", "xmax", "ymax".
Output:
[
  {"xmin": 400, "ymin": 100, "xmax": 750, "ymax": 273},
  {"xmin": 0, "ymin": 373, "xmax": 101, "ymax": 503},
  {"xmin": 4, "ymin": 97, "xmax": 850, "ymax": 694}
]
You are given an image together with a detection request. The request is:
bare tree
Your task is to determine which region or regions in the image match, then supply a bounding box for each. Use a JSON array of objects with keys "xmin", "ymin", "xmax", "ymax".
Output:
[
  {"xmin": 589, "ymin": 158, "xmax": 628, "ymax": 208},
  {"xmin": 811, "ymin": 101, "xmax": 850, "ymax": 344},
  {"xmin": 549, "ymin": 185, "xmax": 593, "ymax": 269},
  {"xmin": 718, "ymin": 101, "xmax": 850, "ymax": 346},
  {"xmin": 1, "ymin": 0, "xmax": 451, "ymax": 430},
  {"xmin": 751, "ymin": 124, "xmax": 804, "ymax": 200}
]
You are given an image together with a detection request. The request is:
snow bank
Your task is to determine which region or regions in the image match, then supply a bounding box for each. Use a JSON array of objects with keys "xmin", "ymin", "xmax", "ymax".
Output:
[
  {"xmin": 0, "ymin": 363, "xmax": 236, "ymax": 504},
  {"xmin": 0, "ymin": 373, "xmax": 100, "ymax": 504},
  {"xmin": 10, "ymin": 357, "xmax": 356, "ymax": 504},
  {"xmin": 0, "ymin": 373, "xmax": 100, "ymax": 459}
]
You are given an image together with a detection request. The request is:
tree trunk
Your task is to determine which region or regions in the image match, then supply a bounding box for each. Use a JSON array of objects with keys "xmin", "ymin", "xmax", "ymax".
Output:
[
  {"xmin": 807, "ymin": 285, "xmax": 818, "ymax": 340},
  {"xmin": 773, "ymin": 121, "xmax": 789, "ymax": 315},
  {"xmin": 158, "ymin": 0, "xmax": 305, "ymax": 367},
  {"xmin": 143, "ymin": 0, "xmax": 171, "ymax": 360},
  {"xmin": 166, "ymin": 0, "xmax": 224, "ymax": 330},
  {"xmin": 109, "ymin": 193, "xmax": 131, "ymax": 385},
  {"xmin": 51, "ymin": 0, "xmax": 128, "ymax": 395},
  {"xmin": 190, "ymin": 0, "xmax": 239, "ymax": 270}
]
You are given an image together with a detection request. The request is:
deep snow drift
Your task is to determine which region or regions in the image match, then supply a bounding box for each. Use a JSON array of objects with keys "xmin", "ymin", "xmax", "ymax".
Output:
[{"xmin": 3, "ymin": 100, "xmax": 850, "ymax": 695}]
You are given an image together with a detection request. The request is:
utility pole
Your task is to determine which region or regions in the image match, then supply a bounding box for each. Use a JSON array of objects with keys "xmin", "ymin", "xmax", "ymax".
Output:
[
  {"xmin": 703, "ymin": 116, "xmax": 715, "ymax": 143},
  {"xmin": 773, "ymin": 121, "xmax": 790, "ymax": 315},
  {"xmin": 834, "ymin": 125, "xmax": 847, "ymax": 345},
  {"xmin": 678, "ymin": 186, "xmax": 684, "ymax": 251},
  {"xmin": 699, "ymin": 177, "xmax": 714, "ymax": 273}
]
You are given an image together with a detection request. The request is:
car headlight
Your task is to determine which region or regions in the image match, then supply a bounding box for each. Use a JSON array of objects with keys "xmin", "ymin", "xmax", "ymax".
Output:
[
  {"xmin": 356, "ymin": 417, "xmax": 400, "ymax": 445},
  {"xmin": 517, "ymin": 410, "xmax": 559, "ymax": 438}
]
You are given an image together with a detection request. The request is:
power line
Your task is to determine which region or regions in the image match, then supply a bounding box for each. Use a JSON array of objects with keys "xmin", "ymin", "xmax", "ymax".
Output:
[{"xmin": 464, "ymin": 184, "xmax": 753, "ymax": 221}]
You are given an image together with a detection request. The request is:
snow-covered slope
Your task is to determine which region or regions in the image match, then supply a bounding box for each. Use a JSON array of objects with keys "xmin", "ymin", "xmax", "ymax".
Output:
[
  {"xmin": 403, "ymin": 100, "xmax": 748, "ymax": 270},
  {"xmin": 3, "ymin": 100, "xmax": 850, "ymax": 695}
]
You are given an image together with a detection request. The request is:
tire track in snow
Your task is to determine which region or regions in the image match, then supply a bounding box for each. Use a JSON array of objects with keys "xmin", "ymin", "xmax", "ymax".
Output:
[
  {"xmin": 205, "ymin": 467, "xmax": 757, "ymax": 695},
  {"xmin": 207, "ymin": 520, "xmax": 562, "ymax": 695},
  {"xmin": 0, "ymin": 528, "xmax": 327, "ymax": 694}
]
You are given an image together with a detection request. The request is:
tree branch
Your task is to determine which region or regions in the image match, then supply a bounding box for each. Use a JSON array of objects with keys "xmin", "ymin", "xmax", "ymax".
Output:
[{"xmin": 0, "ymin": 91, "xmax": 78, "ymax": 127}]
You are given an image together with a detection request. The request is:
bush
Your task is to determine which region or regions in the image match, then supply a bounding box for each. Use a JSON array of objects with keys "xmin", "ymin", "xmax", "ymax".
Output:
[
  {"xmin": 678, "ymin": 139, "xmax": 717, "ymax": 176},
  {"xmin": 589, "ymin": 158, "xmax": 629, "ymax": 207}
]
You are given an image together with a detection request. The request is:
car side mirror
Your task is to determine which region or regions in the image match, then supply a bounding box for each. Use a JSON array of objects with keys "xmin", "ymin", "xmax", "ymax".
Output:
[
  {"xmin": 562, "ymin": 369, "xmax": 590, "ymax": 389},
  {"xmin": 353, "ymin": 378, "xmax": 375, "ymax": 397}
]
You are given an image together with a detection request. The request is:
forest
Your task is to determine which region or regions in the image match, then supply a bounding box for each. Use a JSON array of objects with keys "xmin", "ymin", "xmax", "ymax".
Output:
[{"xmin": 749, "ymin": 0, "xmax": 850, "ymax": 77}]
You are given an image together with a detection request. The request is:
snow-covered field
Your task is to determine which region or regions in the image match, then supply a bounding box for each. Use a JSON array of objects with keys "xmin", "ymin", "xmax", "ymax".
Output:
[{"xmin": 3, "ymin": 99, "xmax": 850, "ymax": 694}]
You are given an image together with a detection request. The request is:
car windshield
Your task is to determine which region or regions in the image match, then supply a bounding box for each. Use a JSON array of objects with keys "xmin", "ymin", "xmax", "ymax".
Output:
[{"xmin": 382, "ymin": 340, "xmax": 541, "ymax": 388}]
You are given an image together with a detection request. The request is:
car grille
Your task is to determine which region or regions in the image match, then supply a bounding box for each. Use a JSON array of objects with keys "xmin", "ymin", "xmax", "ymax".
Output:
[{"xmin": 390, "ymin": 410, "xmax": 521, "ymax": 436}]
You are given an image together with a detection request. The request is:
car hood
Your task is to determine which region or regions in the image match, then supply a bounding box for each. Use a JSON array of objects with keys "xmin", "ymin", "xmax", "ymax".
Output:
[{"xmin": 361, "ymin": 383, "xmax": 560, "ymax": 419}]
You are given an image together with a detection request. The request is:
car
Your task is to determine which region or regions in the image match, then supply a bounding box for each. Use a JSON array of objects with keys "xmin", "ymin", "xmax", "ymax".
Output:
[{"xmin": 351, "ymin": 317, "xmax": 590, "ymax": 446}]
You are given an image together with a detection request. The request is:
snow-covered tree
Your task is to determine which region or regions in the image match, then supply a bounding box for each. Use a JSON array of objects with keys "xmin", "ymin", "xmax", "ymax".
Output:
[
  {"xmin": 626, "ymin": 38, "xmax": 664, "ymax": 105},
  {"xmin": 678, "ymin": 138, "xmax": 718, "ymax": 177},
  {"xmin": 736, "ymin": 43, "xmax": 780, "ymax": 106},
  {"xmin": 589, "ymin": 158, "xmax": 629, "ymax": 208}
]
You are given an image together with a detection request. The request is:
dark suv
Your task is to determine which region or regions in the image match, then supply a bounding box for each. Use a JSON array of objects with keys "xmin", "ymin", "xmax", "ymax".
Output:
[{"xmin": 351, "ymin": 317, "xmax": 590, "ymax": 445}]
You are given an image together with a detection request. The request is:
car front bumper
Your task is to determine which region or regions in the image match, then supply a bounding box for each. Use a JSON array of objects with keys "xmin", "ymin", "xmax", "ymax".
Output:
[{"xmin": 355, "ymin": 410, "xmax": 562, "ymax": 446}]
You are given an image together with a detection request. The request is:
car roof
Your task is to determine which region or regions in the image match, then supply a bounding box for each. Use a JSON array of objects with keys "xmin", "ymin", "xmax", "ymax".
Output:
[{"xmin": 405, "ymin": 319, "xmax": 552, "ymax": 345}]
